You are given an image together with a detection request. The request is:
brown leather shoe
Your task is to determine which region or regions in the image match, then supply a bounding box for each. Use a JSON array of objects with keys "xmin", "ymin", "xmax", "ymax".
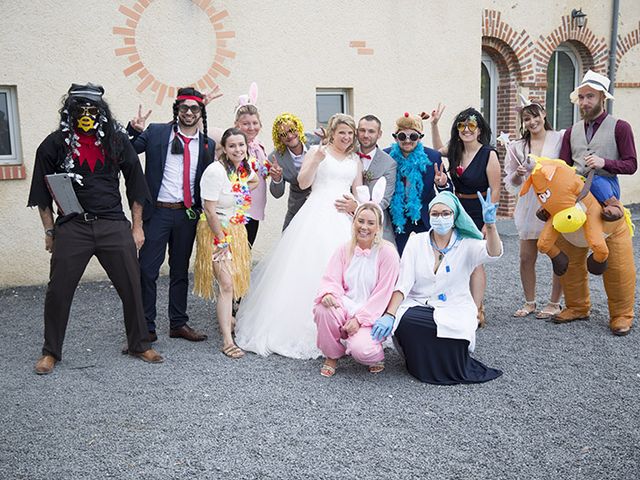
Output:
[
  {"xmin": 132, "ymin": 348, "xmax": 164, "ymax": 364},
  {"xmin": 34, "ymin": 355, "xmax": 57, "ymax": 375},
  {"xmin": 148, "ymin": 331, "xmax": 158, "ymax": 343},
  {"xmin": 601, "ymin": 197, "xmax": 624, "ymax": 222},
  {"xmin": 552, "ymin": 308, "xmax": 589, "ymax": 324},
  {"xmin": 169, "ymin": 324, "xmax": 207, "ymax": 342}
]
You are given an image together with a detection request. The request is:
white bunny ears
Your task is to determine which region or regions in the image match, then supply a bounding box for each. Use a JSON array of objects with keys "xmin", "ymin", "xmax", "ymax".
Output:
[
  {"xmin": 234, "ymin": 82, "xmax": 258, "ymax": 116},
  {"xmin": 354, "ymin": 177, "xmax": 386, "ymax": 220}
]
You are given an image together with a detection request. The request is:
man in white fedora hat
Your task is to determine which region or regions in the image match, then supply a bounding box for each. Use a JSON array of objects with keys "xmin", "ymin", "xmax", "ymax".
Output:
[{"xmin": 559, "ymin": 69, "xmax": 637, "ymax": 221}]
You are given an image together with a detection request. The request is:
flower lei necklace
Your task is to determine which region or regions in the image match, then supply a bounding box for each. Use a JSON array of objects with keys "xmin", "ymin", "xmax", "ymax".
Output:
[
  {"xmin": 227, "ymin": 162, "xmax": 252, "ymax": 225},
  {"xmin": 248, "ymin": 141, "xmax": 271, "ymax": 179},
  {"xmin": 389, "ymin": 142, "xmax": 432, "ymax": 233}
]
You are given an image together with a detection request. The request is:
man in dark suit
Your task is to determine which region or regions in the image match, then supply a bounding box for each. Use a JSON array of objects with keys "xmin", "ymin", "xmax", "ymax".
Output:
[
  {"xmin": 127, "ymin": 88, "xmax": 214, "ymax": 342},
  {"xmin": 384, "ymin": 112, "xmax": 451, "ymax": 254},
  {"xmin": 268, "ymin": 113, "xmax": 320, "ymax": 230}
]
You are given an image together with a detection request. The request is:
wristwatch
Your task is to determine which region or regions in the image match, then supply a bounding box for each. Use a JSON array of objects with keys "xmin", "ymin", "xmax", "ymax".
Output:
[{"xmin": 45, "ymin": 229, "xmax": 55, "ymax": 238}]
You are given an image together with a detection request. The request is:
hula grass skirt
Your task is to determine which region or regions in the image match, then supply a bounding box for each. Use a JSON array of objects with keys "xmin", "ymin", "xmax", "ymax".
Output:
[{"xmin": 193, "ymin": 217, "xmax": 251, "ymax": 301}]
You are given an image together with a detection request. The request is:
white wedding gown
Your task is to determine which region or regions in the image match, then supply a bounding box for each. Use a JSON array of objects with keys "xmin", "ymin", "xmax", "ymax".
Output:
[{"xmin": 235, "ymin": 152, "xmax": 359, "ymax": 358}]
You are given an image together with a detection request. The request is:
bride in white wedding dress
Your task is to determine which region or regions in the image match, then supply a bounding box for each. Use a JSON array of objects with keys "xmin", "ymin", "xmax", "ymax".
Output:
[{"xmin": 235, "ymin": 114, "xmax": 363, "ymax": 359}]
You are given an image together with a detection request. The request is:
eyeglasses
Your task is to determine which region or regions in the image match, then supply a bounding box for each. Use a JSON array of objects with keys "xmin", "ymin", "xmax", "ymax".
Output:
[
  {"xmin": 278, "ymin": 128, "xmax": 297, "ymax": 139},
  {"xmin": 79, "ymin": 106, "xmax": 99, "ymax": 116},
  {"xmin": 178, "ymin": 104, "xmax": 202, "ymax": 114},
  {"xmin": 456, "ymin": 120, "xmax": 478, "ymax": 132},
  {"xmin": 429, "ymin": 211, "xmax": 454, "ymax": 219},
  {"xmin": 393, "ymin": 132, "xmax": 423, "ymax": 142}
]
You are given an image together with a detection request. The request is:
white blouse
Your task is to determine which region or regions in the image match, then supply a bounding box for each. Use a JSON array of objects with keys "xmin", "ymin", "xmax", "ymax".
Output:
[
  {"xmin": 393, "ymin": 231, "xmax": 502, "ymax": 352},
  {"xmin": 342, "ymin": 248, "xmax": 379, "ymax": 316},
  {"xmin": 200, "ymin": 161, "xmax": 257, "ymax": 222}
]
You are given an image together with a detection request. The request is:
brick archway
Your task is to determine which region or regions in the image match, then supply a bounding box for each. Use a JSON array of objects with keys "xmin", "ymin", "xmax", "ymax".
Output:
[
  {"xmin": 482, "ymin": 39, "xmax": 521, "ymax": 216},
  {"xmin": 482, "ymin": 9, "xmax": 533, "ymax": 216},
  {"xmin": 531, "ymin": 16, "xmax": 608, "ymax": 98},
  {"xmin": 615, "ymin": 21, "xmax": 640, "ymax": 88}
]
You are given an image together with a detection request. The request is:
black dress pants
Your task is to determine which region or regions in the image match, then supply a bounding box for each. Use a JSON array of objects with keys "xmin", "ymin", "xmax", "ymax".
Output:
[{"xmin": 42, "ymin": 217, "xmax": 150, "ymax": 360}]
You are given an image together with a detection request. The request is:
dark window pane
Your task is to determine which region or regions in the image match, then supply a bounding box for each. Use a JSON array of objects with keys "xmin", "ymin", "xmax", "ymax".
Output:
[
  {"xmin": 316, "ymin": 94, "xmax": 344, "ymax": 126},
  {"xmin": 556, "ymin": 51, "xmax": 576, "ymax": 129},
  {"xmin": 480, "ymin": 63, "xmax": 491, "ymax": 128},
  {"xmin": 0, "ymin": 93, "xmax": 11, "ymax": 156},
  {"xmin": 546, "ymin": 54, "xmax": 557, "ymax": 128}
]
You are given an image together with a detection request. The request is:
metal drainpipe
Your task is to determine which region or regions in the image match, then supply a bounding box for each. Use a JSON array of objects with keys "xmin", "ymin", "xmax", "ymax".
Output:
[{"xmin": 608, "ymin": 0, "xmax": 620, "ymax": 114}]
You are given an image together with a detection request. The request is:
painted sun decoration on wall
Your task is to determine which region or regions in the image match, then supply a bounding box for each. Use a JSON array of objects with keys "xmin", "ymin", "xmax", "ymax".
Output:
[{"xmin": 113, "ymin": 0, "xmax": 235, "ymax": 105}]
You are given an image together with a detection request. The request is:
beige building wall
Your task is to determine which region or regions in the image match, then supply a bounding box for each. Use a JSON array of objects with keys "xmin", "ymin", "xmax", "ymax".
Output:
[
  {"xmin": 0, "ymin": 0, "xmax": 479, "ymax": 287},
  {"xmin": 0, "ymin": 1, "xmax": 638, "ymax": 287}
]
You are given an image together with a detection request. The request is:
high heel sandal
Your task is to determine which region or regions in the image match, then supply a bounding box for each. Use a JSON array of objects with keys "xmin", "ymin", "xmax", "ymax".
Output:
[
  {"xmin": 535, "ymin": 302, "xmax": 562, "ymax": 319},
  {"xmin": 514, "ymin": 301, "xmax": 536, "ymax": 317}
]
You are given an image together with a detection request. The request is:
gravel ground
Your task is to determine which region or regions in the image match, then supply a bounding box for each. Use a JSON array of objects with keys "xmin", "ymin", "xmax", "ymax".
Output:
[{"xmin": 1, "ymin": 212, "xmax": 639, "ymax": 480}]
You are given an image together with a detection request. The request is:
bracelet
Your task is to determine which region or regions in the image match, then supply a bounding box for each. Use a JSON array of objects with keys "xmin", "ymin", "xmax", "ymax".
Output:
[
  {"xmin": 45, "ymin": 229, "xmax": 55, "ymax": 238},
  {"xmin": 215, "ymin": 242, "xmax": 230, "ymax": 249},
  {"xmin": 213, "ymin": 233, "xmax": 231, "ymax": 246},
  {"xmin": 384, "ymin": 311, "xmax": 396, "ymax": 319}
]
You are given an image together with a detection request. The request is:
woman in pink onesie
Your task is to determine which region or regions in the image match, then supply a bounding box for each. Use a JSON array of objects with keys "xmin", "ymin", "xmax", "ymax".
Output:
[{"xmin": 313, "ymin": 194, "xmax": 400, "ymax": 377}]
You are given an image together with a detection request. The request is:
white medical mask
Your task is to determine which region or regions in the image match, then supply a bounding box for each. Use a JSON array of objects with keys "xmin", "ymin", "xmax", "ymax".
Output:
[{"xmin": 430, "ymin": 215, "xmax": 454, "ymax": 235}]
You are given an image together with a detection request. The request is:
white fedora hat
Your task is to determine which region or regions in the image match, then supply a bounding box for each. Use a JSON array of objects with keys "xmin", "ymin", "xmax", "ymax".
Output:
[{"xmin": 570, "ymin": 70, "xmax": 615, "ymax": 104}]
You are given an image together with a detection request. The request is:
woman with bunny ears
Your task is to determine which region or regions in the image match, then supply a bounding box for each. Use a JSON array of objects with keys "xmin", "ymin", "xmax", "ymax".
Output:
[
  {"xmin": 313, "ymin": 179, "xmax": 400, "ymax": 377},
  {"xmin": 234, "ymin": 82, "xmax": 271, "ymax": 246}
]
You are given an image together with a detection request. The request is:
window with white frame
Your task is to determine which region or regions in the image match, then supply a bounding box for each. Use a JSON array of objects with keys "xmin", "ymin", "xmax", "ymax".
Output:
[
  {"xmin": 316, "ymin": 88, "xmax": 351, "ymax": 127},
  {"xmin": 480, "ymin": 53, "xmax": 498, "ymax": 144},
  {"xmin": 0, "ymin": 86, "xmax": 22, "ymax": 165},
  {"xmin": 546, "ymin": 46, "xmax": 579, "ymax": 130}
]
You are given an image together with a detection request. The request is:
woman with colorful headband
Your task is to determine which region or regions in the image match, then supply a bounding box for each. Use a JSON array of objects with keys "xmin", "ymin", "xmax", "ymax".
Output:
[
  {"xmin": 431, "ymin": 106, "xmax": 501, "ymax": 326},
  {"xmin": 234, "ymin": 83, "xmax": 271, "ymax": 247},
  {"xmin": 314, "ymin": 180, "xmax": 400, "ymax": 377},
  {"xmin": 504, "ymin": 98, "xmax": 563, "ymax": 319},
  {"xmin": 371, "ymin": 191, "xmax": 503, "ymax": 385},
  {"xmin": 195, "ymin": 128, "xmax": 258, "ymax": 358}
]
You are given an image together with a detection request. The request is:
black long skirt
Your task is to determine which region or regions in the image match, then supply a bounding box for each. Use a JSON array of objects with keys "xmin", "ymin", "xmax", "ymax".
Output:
[{"xmin": 394, "ymin": 306, "xmax": 502, "ymax": 385}]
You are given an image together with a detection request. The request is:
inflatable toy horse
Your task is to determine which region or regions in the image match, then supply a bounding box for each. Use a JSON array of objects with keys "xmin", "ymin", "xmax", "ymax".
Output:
[{"xmin": 520, "ymin": 156, "xmax": 635, "ymax": 335}]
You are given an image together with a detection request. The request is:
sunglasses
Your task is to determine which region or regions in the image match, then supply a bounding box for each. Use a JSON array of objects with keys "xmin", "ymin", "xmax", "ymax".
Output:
[
  {"xmin": 456, "ymin": 120, "xmax": 478, "ymax": 132},
  {"xmin": 429, "ymin": 211, "xmax": 454, "ymax": 219},
  {"xmin": 178, "ymin": 104, "xmax": 202, "ymax": 114},
  {"xmin": 393, "ymin": 132, "xmax": 423, "ymax": 142},
  {"xmin": 278, "ymin": 128, "xmax": 297, "ymax": 139},
  {"xmin": 79, "ymin": 106, "xmax": 99, "ymax": 116}
]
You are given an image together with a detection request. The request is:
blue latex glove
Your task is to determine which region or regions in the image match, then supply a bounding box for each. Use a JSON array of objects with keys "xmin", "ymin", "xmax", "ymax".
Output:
[
  {"xmin": 478, "ymin": 187, "xmax": 499, "ymax": 224},
  {"xmin": 371, "ymin": 313, "xmax": 394, "ymax": 342}
]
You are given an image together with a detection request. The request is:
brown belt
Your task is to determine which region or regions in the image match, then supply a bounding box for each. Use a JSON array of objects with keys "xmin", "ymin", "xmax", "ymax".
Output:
[
  {"xmin": 455, "ymin": 191, "xmax": 486, "ymax": 200},
  {"xmin": 156, "ymin": 201, "xmax": 185, "ymax": 209}
]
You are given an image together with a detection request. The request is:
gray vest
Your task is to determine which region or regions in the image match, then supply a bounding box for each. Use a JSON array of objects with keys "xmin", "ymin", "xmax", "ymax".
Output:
[{"xmin": 570, "ymin": 115, "xmax": 618, "ymax": 177}]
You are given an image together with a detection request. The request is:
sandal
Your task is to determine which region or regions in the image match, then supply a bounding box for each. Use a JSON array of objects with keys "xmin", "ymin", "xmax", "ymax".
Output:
[
  {"xmin": 535, "ymin": 302, "xmax": 562, "ymax": 319},
  {"xmin": 368, "ymin": 362, "xmax": 385, "ymax": 374},
  {"xmin": 320, "ymin": 362, "xmax": 336, "ymax": 377},
  {"xmin": 477, "ymin": 303, "xmax": 486, "ymax": 328},
  {"xmin": 514, "ymin": 301, "xmax": 536, "ymax": 318},
  {"xmin": 221, "ymin": 344, "xmax": 245, "ymax": 359}
]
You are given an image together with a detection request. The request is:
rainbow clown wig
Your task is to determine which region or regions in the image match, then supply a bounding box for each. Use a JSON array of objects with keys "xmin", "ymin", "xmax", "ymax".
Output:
[{"xmin": 272, "ymin": 113, "xmax": 307, "ymax": 154}]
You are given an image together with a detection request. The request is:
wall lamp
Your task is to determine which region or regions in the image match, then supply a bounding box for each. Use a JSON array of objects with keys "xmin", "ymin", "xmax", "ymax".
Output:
[{"xmin": 571, "ymin": 8, "xmax": 587, "ymax": 29}]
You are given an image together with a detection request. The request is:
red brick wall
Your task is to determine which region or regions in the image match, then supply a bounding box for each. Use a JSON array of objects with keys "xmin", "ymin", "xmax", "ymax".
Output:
[{"xmin": 481, "ymin": 10, "xmax": 613, "ymax": 217}]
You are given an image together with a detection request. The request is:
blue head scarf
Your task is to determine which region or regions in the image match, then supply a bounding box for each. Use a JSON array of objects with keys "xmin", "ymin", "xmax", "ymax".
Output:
[{"xmin": 428, "ymin": 191, "xmax": 483, "ymax": 240}]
